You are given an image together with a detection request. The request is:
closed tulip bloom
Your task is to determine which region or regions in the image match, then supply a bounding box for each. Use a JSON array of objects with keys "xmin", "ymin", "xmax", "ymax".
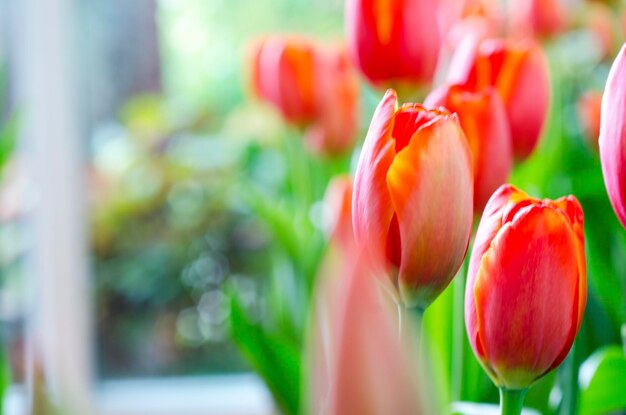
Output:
[
  {"xmin": 251, "ymin": 36, "xmax": 316, "ymax": 124},
  {"xmin": 306, "ymin": 48, "xmax": 360, "ymax": 156},
  {"xmin": 426, "ymin": 84, "xmax": 512, "ymax": 212},
  {"xmin": 352, "ymin": 89, "xmax": 473, "ymax": 308},
  {"xmin": 465, "ymin": 184, "xmax": 586, "ymax": 390},
  {"xmin": 449, "ymin": 38, "xmax": 550, "ymax": 160},
  {"xmin": 345, "ymin": 0, "xmax": 445, "ymax": 85},
  {"xmin": 600, "ymin": 44, "xmax": 626, "ymax": 228},
  {"xmin": 509, "ymin": 0, "xmax": 567, "ymax": 37}
]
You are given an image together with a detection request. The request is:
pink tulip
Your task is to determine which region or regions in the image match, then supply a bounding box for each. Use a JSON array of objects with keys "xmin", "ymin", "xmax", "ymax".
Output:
[{"xmin": 600, "ymin": 43, "xmax": 626, "ymax": 228}]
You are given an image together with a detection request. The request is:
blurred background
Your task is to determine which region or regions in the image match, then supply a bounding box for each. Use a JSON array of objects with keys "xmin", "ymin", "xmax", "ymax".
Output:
[{"xmin": 0, "ymin": 0, "xmax": 625, "ymax": 414}]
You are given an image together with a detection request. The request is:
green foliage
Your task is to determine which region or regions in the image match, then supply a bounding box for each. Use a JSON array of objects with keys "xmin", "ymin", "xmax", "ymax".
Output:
[
  {"xmin": 578, "ymin": 346, "xmax": 626, "ymax": 415},
  {"xmin": 229, "ymin": 295, "xmax": 301, "ymax": 415}
]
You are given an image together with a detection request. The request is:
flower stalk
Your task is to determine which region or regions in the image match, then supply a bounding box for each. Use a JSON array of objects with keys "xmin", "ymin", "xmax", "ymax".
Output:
[{"xmin": 499, "ymin": 388, "xmax": 527, "ymax": 415}]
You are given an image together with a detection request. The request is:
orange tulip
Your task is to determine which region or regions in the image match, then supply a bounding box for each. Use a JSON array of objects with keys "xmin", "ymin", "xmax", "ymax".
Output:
[
  {"xmin": 426, "ymin": 84, "xmax": 512, "ymax": 212},
  {"xmin": 352, "ymin": 89, "xmax": 473, "ymax": 309},
  {"xmin": 465, "ymin": 184, "xmax": 586, "ymax": 389},
  {"xmin": 305, "ymin": 47, "xmax": 360, "ymax": 157},
  {"xmin": 600, "ymin": 44, "xmax": 626, "ymax": 228},
  {"xmin": 577, "ymin": 90, "xmax": 602, "ymax": 152},
  {"xmin": 345, "ymin": 0, "xmax": 448, "ymax": 86},
  {"xmin": 251, "ymin": 36, "xmax": 316, "ymax": 124},
  {"xmin": 449, "ymin": 38, "xmax": 550, "ymax": 160},
  {"xmin": 251, "ymin": 37, "xmax": 360, "ymax": 156},
  {"xmin": 508, "ymin": 0, "xmax": 568, "ymax": 37}
]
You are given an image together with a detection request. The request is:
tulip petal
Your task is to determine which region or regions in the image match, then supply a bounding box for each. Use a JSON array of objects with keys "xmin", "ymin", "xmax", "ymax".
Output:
[
  {"xmin": 353, "ymin": 89, "xmax": 398, "ymax": 278},
  {"xmin": 501, "ymin": 43, "xmax": 549, "ymax": 159},
  {"xmin": 551, "ymin": 196, "xmax": 587, "ymax": 336},
  {"xmin": 345, "ymin": 0, "xmax": 442, "ymax": 84},
  {"xmin": 465, "ymin": 184, "xmax": 522, "ymax": 358},
  {"xmin": 426, "ymin": 85, "xmax": 513, "ymax": 211},
  {"xmin": 473, "ymin": 205, "xmax": 579, "ymax": 389},
  {"xmin": 600, "ymin": 44, "xmax": 626, "ymax": 229},
  {"xmin": 386, "ymin": 116, "xmax": 473, "ymax": 308}
]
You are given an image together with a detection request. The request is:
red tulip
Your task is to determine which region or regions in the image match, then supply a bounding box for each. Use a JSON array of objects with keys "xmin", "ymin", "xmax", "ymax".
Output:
[
  {"xmin": 352, "ymin": 89, "xmax": 473, "ymax": 308},
  {"xmin": 449, "ymin": 38, "xmax": 550, "ymax": 160},
  {"xmin": 306, "ymin": 47, "xmax": 360, "ymax": 157},
  {"xmin": 251, "ymin": 36, "xmax": 316, "ymax": 124},
  {"xmin": 577, "ymin": 90, "xmax": 602, "ymax": 152},
  {"xmin": 345, "ymin": 0, "xmax": 447, "ymax": 85},
  {"xmin": 426, "ymin": 84, "xmax": 512, "ymax": 212},
  {"xmin": 508, "ymin": 0, "xmax": 567, "ymax": 37},
  {"xmin": 600, "ymin": 43, "xmax": 626, "ymax": 228},
  {"xmin": 465, "ymin": 184, "xmax": 586, "ymax": 389}
]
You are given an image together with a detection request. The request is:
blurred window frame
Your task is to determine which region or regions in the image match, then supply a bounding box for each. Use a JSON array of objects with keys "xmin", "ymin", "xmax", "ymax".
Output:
[{"xmin": 9, "ymin": 0, "xmax": 273, "ymax": 414}]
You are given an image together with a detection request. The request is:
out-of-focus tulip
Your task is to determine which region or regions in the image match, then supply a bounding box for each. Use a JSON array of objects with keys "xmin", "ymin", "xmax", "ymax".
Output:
[
  {"xmin": 426, "ymin": 84, "xmax": 512, "ymax": 212},
  {"xmin": 306, "ymin": 48, "xmax": 360, "ymax": 157},
  {"xmin": 600, "ymin": 43, "xmax": 626, "ymax": 228},
  {"xmin": 345, "ymin": 0, "xmax": 448, "ymax": 86},
  {"xmin": 508, "ymin": 0, "xmax": 567, "ymax": 37},
  {"xmin": 461, "ymin": 0, "xmax": 501, "ymax": 19},
  {"xmin": 309, "ymin": 178, "xmax": 426, "ymax": 415},
  {"xmin": 251, "ymin": 36, "xmax": 316, "ymax": 124},
  {"xmin": 251, "ymin": 37, "xmax": 360, "ymax": 156},
  {"xmin": 352, "ymin": 89, "xmax": 473, "ymax": 309},
  {"xmin": 577, "ymin": 90, "xmax": 602, "ymax": 152},
  {"xmin": 449, "ymin": 38, "xmax": 550, "ymax": 160},
  {"xmin": 465, "ymin": 184, "xmax": 586, "ymax": 390},
  {"xmin": 435, "ymin": 16, "xmax": 495, "ymax": 85}
]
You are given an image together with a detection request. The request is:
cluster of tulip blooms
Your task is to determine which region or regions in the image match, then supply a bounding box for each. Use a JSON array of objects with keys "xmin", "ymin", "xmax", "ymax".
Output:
[{"xmin": 248, "ymin": 0, "xmax": 626, "ymax": 413}]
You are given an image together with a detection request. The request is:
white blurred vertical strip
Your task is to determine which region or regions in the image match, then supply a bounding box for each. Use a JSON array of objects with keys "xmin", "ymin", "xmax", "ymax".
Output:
[{"xmin": 14, "ymin": 0, "xmax": 92, "ymax": 413}]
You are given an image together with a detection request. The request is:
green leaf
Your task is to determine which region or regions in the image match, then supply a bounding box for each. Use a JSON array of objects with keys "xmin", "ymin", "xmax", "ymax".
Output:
[
  {"xmin": 449, "ymin": 402, "xmax": 540, "ymax": 415},
  {"xmin": 578, "ymin": 346, "xmax": 626, "ymax": 415},
  {"xmin": 0, "ymin": 112, "xmax": 18, "ymax": 171},
  {"xmin": 229, "ymin": 295, "xmax": 301, "ymax": 415},
  {"xmin": 0, "ymin": 345, "xmax": 11, "ymax": 414}
]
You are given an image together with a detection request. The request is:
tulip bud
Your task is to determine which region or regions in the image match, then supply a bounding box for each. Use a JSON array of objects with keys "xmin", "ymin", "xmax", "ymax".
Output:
[
  {"xmin": 449, "ymin": 38, "xmax": 550, "ymax": 160},
  {"xmin": 465, "ymin": 184, "xmax": 586, "ymax": 390},
  {"xmin": 251, "ymin": 36, "xmax": 316, "ymax": 124},
  {"xmin": 352, "ymin": 89, "xmax": 473, "ymax": 309},
  {"xmin": 251, "ymin": 38, "xmax": 360, "ymax": 156},
  {"xmin": 600, "ymin": 43, "xmax": 626, "ymax": 228},
  {"xmin": 306, "ymin": 48, "xmax": 360, "ymax": 157},
  {"xmin": 425, "ymin": 84, "xmax": 512, "ymax": 212},
  {"xmin": 577, "ymin": 90, "xmax": 602, "ymax": 152},
  {"xmin": 345, "ymin": 0, "xmax": 446, "ymax": 86},
  {"xmin": 508, "ymin": 0, "xmax": 568, "ymax": 38}
]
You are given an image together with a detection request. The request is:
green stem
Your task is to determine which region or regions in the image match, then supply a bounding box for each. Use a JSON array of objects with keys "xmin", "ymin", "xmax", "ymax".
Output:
[
  {"xmin": 499, "ymin": 388, "xmax": 527, "ymax": 415},
  {"xmin": 621, "ymin": 324, "xmax": 626, "ymax": 357},
  {"xmin": 410, "ymin": 306, "xmax": 425, "ymax": 358},
  {"xmin": 452, "ymin": 258, "xmax": 468, "ymax": 401},
  {"xmin": 559, "ymin": 338, "xmax": 578, "ymax": 415}
]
